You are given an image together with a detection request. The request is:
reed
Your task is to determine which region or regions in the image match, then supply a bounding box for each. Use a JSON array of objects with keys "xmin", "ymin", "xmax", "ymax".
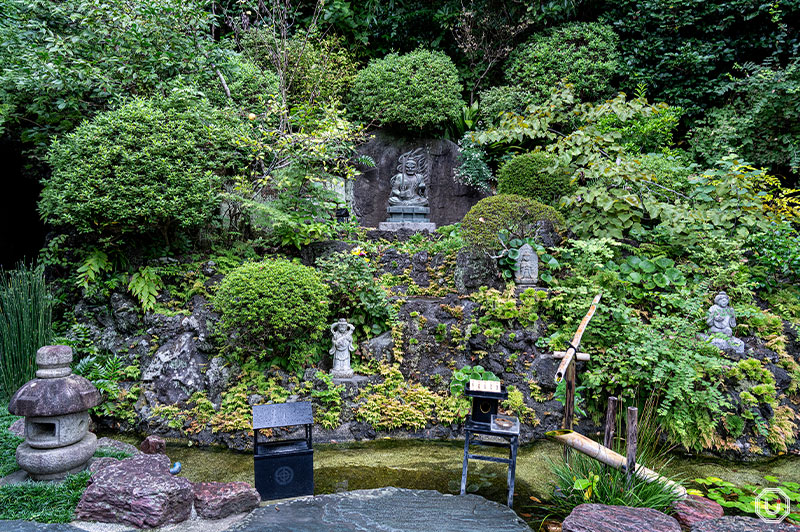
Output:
[{"xmin": 0, "ymin": 263, "xmax": 53, "ymax": 400}]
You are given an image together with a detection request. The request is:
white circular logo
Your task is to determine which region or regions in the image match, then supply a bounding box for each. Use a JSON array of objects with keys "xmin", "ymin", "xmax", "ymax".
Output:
[
  {"xmin": 274, "ymin": 466, "xmax": 294, "ymax": 486},
  {"xmin": 755, "ymin": 487, "xmax": 791, "ymax": 524}
]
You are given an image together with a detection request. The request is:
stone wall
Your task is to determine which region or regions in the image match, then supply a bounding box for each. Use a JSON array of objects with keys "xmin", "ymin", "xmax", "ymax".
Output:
[{"xmin": 353, "ymin": 131, "xmax": 487, "ymax": 228}]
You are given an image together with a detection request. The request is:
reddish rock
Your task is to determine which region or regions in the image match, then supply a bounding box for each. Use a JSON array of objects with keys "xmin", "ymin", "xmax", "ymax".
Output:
[
  {"xmin": 75, "ymin": 453, "xmax": 193, "ymax": 528},
  {"xmin": 192, "ymin": 481, "xmax": 261, "ymax": 519},
  {"xmin": 87, "ymin": 456, "xmax": 119, "ymax": 475},
  {"xmin": 140, "ymin": 435, "xmax": 166, "ymax": 454},
  {"xmin": 694, "ymin": 516, "xmax": 800, "ymax": 531},
  {"xmin": 562, "ymin": 504, "xmax": 681, "ymax": 532},
  {"xmin": 672, "ymin": 495, "xmax": 724, "ymax": 530},
  {"xmin": 8, "ymin": 418, "xmax": 24, "ymax": 437}
]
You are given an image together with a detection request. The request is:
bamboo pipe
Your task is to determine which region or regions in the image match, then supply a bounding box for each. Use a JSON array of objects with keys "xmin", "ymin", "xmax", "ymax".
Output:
[
  {"xmin": 546, "ymin": 429, "xmax": 687, "ymax": 498},
  {"xmin": 554, "ymin": 294, "xmax": 602, "ymax": 382}
]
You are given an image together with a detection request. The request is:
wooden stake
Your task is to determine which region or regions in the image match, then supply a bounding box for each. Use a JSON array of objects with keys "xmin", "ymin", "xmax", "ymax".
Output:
[
  {"xmin": 626, "ymin": 407, "xmax": 638, "ymax": 487},
  {"xmin": 562, "ymin": 361, "xmax": 576, "ymax": 462},
  {"xmin": 604, "ymin": 396, "xmax": 618, "ymax": 449},
  {"xmin": 552, "ymin": 351, "xmax": 591, "ymax": 361},
  {"xmin": 555, "ymin": 294, "xmax": 601, "ymax": 383}
]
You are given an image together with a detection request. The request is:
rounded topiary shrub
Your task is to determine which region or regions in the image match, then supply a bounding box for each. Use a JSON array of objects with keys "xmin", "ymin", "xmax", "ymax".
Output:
[
  {"xmin": 213, "ymin": 259, "xmax": 331, "ymax": 363},
  {"xmin": 497, "ymin": 151, "xmax": 571, "ymax": 203},
  {"xmin": 477, "ymin": 85, "xmax": 537, "ymax": 125},
  {"xmin": 461, "ymin": 194, "xmax": 566, "ymax": 251},
  {"xmin": 505, "ymin": 22, "xmax": 619, "ymax": 102},
  {"xmin": 41, "ymin": 95, "xmax": 246, "ymax": 240},
  {"xmin": 349, "ymin": 49, "xmax": 463, "ymax": 131}
]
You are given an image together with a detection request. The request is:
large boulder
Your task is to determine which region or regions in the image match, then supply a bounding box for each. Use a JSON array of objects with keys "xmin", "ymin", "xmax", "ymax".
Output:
[
  {"xmin": 140, "ymin": 435, "xmax": 166, "ymax": 455},
  {"xmin": 671, "ymin": 495, "xmax": 723, "ymax": 530},
  {"xmin": 192, "ymin": 481, "xmax": 261, "ymax": 519},
  {"xmin": 693, "ymin": 516, "xmax": 800, "ymax": 531},
  {"xmin": 562, "ymin": 504, "xmax": 681, "ymax": 532},
  {"xmin": 75, "ymin": 453, "xmax": 193, "ymax": 528}
]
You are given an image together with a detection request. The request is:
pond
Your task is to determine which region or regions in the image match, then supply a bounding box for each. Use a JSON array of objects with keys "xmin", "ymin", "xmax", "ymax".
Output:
[{"xmin": 108, "ymin": 435, "xmax": 800, "ymax": 522}]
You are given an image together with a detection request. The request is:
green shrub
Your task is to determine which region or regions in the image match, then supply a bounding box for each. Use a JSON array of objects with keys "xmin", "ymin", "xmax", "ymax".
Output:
[
  {"xmin": 477, "ymin": 85, "xmax": 537, "ymax": 125},
  {"xmin": 316, "ymin": 250, "xmax": 394, "ymax": 338},
  {"xmin": 213, "ymin": 259, "xmax": 330, "ymax": 370},
  {"xmin": 497, "ymin": 151, "xmax": 570, "ymax": 203},
  {"xmin": 1, "ymin": 404, "xmax": 22, "ymax": 476},
  {"xmin": 505, "ymin": 22, "xmax": 619, "ymax": 102},
  {"xmin": 242, "ymin": 32, "xmax": 358, "ymax": 106},
  {"xmin": 453, "ymin": 134, "xmax": 494, "ymax": 192},
  {"xmin": 40, "ymin": 94, "xmax": 247, "ymax": 242},
  {"xmin": 349, "ymin": 49, "xmax": 463, "ymax": 131},
  {"xmin": 0, "ymin": 264, "xmax": 53, "ymax": 401},
  {"xmin": 208, "ymin": 55, "xmax": 279, "ymax": 114},
  {"xmin": 595, "ymin": 102, "xmax": 684, "ymax": 154},
  {"xmin": 460, "ymin": 194, "xmax": 565, "ymax": 252}
]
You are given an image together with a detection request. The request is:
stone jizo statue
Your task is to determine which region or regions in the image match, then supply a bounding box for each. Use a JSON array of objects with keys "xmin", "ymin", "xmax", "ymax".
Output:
[
  {"xmin": 388, "ymin": 148, "xmax": 428, "ymax": 207},
  {"xmin": 330, "ymin": 318, "xmax": 356, "ymax": 379},
  {"xmin": 514, "ymin": 243, "xmax": 538, "ymax": 285},
  {"xmin": 702, "ymin": 291, "xmax": 745, "ymax": 356}
]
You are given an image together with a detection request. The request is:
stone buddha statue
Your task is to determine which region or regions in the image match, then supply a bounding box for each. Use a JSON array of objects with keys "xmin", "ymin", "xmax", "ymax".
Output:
[
  {"xmin": 389, "ymin": 148, "xmax": 428, "ymax": 207},
  {"xmin": 701, "ymin": 291, "xmax": 745, "ymax": 356}
]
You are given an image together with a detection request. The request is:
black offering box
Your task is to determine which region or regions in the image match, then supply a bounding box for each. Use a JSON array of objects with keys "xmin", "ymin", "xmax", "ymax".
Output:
[{"xmin": 464, "ymin": 379, "xmax": 508, "ymax": 426}]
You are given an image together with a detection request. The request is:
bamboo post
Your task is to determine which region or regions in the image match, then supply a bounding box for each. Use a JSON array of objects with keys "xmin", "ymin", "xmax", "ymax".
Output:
[
  {"xmin": 546, "ymin": 429, "xmax": 686, "ymax": 498},
  {"xmin": 554, "ymin": 294, "xmax": 601, "ymax": 383},
  {"xmin": 562, "ymin": 362, "xmax": 577, "ymax": 462},
  {"xmin": 626, "ymin": 407, "xmax": 638, "ymax": 487},
  {"xmin": 604, "ymin": 396, "xmax": 618, "ymax": 449}
]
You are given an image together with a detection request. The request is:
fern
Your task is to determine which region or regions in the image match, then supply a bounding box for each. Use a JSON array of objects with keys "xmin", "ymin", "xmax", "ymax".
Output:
[
  {"xmin": 75, "ymin": 249, "xmax": 111, "ymax": 291},
  {"xmin": 128, "ymin": 266, "xmax": 162, "ymax": 312}
]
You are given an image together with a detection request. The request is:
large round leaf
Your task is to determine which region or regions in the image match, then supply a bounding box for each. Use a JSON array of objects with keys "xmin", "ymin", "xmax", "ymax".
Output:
[
  {"xmin": 626, "ymin": 256, "xmax": 641, "ymax": 267},
  {"xmin": 639, "ymin": 260, "xmax": 656, "ymax": 273},
  {"xmin": 653, "ymin": 272, "xmax": 669, "ymax": 288},
  {"xmin": 507, "ymin": 248, "xmax": 520, "ymax": 260},
  {"xmin": 655, "ymin": 257, "xmax": 675, "ymax": 270},
  {"xmin": 628, "ymin": 271, "xmax": 642, "ymax": 283},
  {"xmin": 619, "ymin": 263, "xmax": 633, "ymax": 274},
  {"xmin": 665, "ymin": 268, "xmax": 683, "ymax": 282}
]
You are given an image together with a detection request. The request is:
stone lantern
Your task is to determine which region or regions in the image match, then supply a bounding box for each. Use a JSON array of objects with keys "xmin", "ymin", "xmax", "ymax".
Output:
[{"xmin": 8, "ymin": 345, "xmax": 101, "ymax": 480}]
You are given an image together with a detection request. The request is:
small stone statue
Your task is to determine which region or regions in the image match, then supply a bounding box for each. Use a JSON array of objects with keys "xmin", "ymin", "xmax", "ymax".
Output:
[
  {"xmin": 330, "ymin": 318, "xmax": 356, "ymax": 379},
  {"xmin": 388, "ymin": 148, "xmax": 428, "ymax": 207},
  {"xmin": 514, "ymin": 243, "xmax": 538, "ymax": 285},
  {"xmin": 702, "ymin": 292, "xmax": 745, "ymax": 356}
]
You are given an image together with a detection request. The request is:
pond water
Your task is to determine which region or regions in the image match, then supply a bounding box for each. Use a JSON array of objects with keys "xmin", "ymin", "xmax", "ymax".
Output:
[{"xmin": 108, "ymin": 435, "xmax": 800, "ymax": 522}]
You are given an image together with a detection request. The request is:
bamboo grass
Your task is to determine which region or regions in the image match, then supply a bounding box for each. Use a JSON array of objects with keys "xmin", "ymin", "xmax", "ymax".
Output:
[{"xmin": 0, "ymin": 263, "xmax": 53, "ymax": 400}]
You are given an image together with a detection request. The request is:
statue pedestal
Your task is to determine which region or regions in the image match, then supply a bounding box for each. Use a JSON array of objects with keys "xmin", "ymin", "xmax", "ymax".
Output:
[{"xmin": 378, "ymin": 206, "xmax": 436, "ymax": 232}]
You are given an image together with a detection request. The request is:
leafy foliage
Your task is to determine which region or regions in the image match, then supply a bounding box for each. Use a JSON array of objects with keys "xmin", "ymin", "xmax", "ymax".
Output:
[
  {"xmin": 505, "ymin": 22, "xmax": 619, "ymax": 102},
  {"xmin": 0, "ymin": 0, "xmax": 230, "ymax": 154},
  {"xmin": 0, "ymin": 264, "xmax": 53, "ymax": 400},
  {"xmin": 601, "ymin": 0, "xmax": 800, "ymax": 115},
  {"xmin": 692, "ymin": 476, "xmax": 799, "ymax": 524},
  {"xmin": 497, "ymin": 151, "xmax": 570, "ymax": 204},
  {"xmin": 41, "ymin": 94, "xmax": 247, "ymax": 242},
  {"xmin": 0, "ymin": 404, "xmax": 22, "ymax": 477},
  {"xmin": 349, "ymin": 48, "xmax": 463, "ymax": 131},
  {"xmin": 128, "ymin": 267, "xmax": 163, "ymax": 313},
  {"xmin": 477, "ymin": 85, "xmax": 535, "ymax": 126},
  {"xmin": 453, "ymin": 134, "xmax": 494, "ymax": 192},
  {"xmin": 690, "ymin": 61, "xmax": 800, "ymax": 176},
  {"xmin": 460, "ymin": 194, "xmax": 565, "ymax": 252},
  {"xmin": 73, "ymin": 353, "xmax": 141, "ymax": 423},
  {"xmin": 316, "ymin": 249, "xmax": 394, "ymax": 338},
  {"xmin": 747, "ymin": 222, "xmax": 800, "ymax": 291},
  {"xmin": 311, "ymin": 371, "xmax": 345, "ymax": 430},
  {"xmin": 213, "ymin": 259, "xmax": 330, "ymax": 371}
]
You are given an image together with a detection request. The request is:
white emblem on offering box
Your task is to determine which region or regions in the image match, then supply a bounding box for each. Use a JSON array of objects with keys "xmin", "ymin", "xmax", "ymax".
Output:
[{"xmin": 468, "ymin": 379, "xmax": 501, "ymax": 393}]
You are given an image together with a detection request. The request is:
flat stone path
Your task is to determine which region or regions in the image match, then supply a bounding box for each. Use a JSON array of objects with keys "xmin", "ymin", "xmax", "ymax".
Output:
[
  {"xmin": 228, "ymin": 488, "xmax": 532, "ymax": 532},
  {"xmin": 2, "ymin": 488, "xmax": 532, "ymax": 532}
]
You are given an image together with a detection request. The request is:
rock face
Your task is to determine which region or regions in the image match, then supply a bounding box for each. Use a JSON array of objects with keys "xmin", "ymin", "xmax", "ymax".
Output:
[
  {"xmin": 140, "ymin": 435, "xmax": 166, "ymax": 454},
  {"xmin": 226, "ymin": 487, "xmax": 531, "ymax": 532},
  {"xmin": 75, "ymin": 453, "xmax": 193, "ymax": 528},
  {"xmin": 562, "ymin": 504, "xmax": 681, "ymax": 532},
  {"xmin": 354, "ymin": 131, "xmax": 487, "ymax": 228},
  {"xmin": 693, "ymin": 516, "xmax": 800, "ymax": 532},
  {"xmin": 192, "ymin": 481, "xmax": 261, "ymax": 519},
  {"xmin": 454, "ymin": 249, "xmax": 503, "ymax": 294},
  {"xmin": 671, "ymin": 495, "xmax": 724, "ymax": 530}
]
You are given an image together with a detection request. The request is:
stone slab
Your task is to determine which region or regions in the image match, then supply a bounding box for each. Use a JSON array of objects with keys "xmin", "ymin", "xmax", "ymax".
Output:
[
  {"xmin": 562, "ymin": 503, "xmax": 681, "ymax": 532},
  {"xmin": 387, "ymin": 206, "xmax": 430, "ymax": 214},
  {"xmin": 671, "ymin": 494, "xmax": 723, "ymax": 530},
  {"xmin": 225, "ymin": 487, "xmax": 532, "ymax": 532},
  {"xmin": 693, "ymin": 516, "xmax": 800, "ymax": 531},
  {"xmin": 378, "ymin": 222, "xmax": 436, "ymax": 232},
  {"xmin": 0, "ymin": 521, "xmax": 88, "ymax": 532}
]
